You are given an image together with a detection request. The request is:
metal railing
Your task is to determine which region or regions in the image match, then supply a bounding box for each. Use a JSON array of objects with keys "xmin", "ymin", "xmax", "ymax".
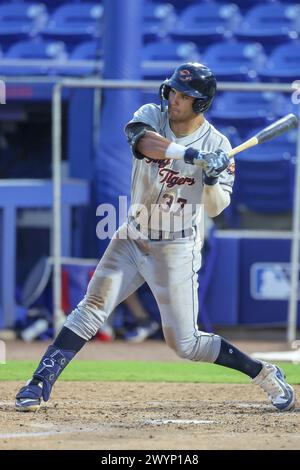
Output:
[
  {"xmin": 49, "ymin": 78, "xmax": 300, "ymax": 341},
  {"xmin": 2, "ymin": 75, "xmax": 298, "ymax": 340}
]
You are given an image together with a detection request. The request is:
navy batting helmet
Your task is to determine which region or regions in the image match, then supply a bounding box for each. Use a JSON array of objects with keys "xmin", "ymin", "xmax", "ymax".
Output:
[{"xmin": 160, "ymin": 63, "xmax": 217, "ymax": 114}]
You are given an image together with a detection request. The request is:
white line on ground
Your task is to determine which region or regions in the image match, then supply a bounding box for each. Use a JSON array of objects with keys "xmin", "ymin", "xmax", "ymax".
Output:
[
  {"xmin": 0, "ymin": 426, "xmax": 103, "ymax": 439},
  {"xmin": 143, "ymin": 419, "xmax": 215, "ymax": 425}
]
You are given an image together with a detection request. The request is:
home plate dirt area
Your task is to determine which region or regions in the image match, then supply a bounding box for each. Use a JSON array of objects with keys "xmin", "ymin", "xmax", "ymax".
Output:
[{"xmin": 1, "ymin": 340, "xmax": 300, "ymax": 450}]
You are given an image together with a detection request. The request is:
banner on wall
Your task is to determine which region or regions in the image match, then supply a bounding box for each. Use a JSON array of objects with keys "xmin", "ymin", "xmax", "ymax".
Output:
[{"xmin": 251, "ymin": 263, "xmax": 300, "ymax": 301}]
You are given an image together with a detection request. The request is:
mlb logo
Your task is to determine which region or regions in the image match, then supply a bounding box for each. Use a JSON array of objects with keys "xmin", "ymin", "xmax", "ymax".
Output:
[{"xmin": 251, "ymin": 263, "xmax": 300, "ymax": 300}]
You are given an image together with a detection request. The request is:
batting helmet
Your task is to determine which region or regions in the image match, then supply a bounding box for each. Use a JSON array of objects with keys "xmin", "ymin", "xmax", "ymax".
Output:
[{"xmin": 160, "ymin": 63, "xmax": 217, "ymax": 114}]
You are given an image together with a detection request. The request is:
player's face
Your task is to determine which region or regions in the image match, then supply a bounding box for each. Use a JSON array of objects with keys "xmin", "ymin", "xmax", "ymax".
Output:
[{"xmin": 168, "ymin": 88, "xmax": 196, "ymax": 122}]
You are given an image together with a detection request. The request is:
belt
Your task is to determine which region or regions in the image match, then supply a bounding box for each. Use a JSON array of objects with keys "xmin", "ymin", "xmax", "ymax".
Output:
[{"xmin": 129, "ymin": 218, "xmax": 195, "ymax": 241}]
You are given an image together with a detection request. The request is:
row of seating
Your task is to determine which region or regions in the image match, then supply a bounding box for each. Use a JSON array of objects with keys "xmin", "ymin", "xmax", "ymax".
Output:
[
  {"xmin": 142, "ymin": 92, "xmax": 298, "ymax": 144},
  {"xmin": 142, "ymin": 39, "xmax": 300, "ymax": 81},
  {"xmin": 214, "ymin": 126, "xmax": 298, "ymax": 216},
  {"xmin": 1, "ymin": 37, "xmax": 299, "ymax": 82},
  {"xmin": 207, "ymin": 93, "xmax": 298, "ymax": 132},
  {"xmin": 232, "ymin": 139, "xmax": 297, "ymax": 214},
  {"xmin": 2, "ymin": 0, "xmax": 299, "ymax": 12},
  {"xmin": 0, "ymin": 2, "xmax": 299, "ymax": 48}
]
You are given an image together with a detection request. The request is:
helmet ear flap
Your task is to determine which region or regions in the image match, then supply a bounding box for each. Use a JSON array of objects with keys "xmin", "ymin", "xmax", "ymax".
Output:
[
  {"xmin": 159, "ymin": 83, "xmax": 171, "ymax": 112},
  {"xmin": 192, "ymin": 99, "xmax": 201, "ymax": 115},
  {"xmin": 159, "ymin": 84, "xmax": 171, "ymax": 100},
  {"xmin": 193, "ymin": 98, "xmax": 212, "ymax": 114}
]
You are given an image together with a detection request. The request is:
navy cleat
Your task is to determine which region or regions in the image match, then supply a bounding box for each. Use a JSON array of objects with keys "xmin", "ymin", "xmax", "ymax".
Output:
[
  {"xmin": 15, "ymin": 380, "xmax": 43, "ymax": 412},
  {"xmin": 15, "ymin": 345, "xmax": 75, "ymax": 412},
  {"xmin": 252, "ymin": 362, "xmax": 296, "ymax": 411}
]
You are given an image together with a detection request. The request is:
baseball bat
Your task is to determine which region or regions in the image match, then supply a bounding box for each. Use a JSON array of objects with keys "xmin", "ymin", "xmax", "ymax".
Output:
[{"xmin": 228, "ymin": 113, "xmax": 298, "ymax": 159}]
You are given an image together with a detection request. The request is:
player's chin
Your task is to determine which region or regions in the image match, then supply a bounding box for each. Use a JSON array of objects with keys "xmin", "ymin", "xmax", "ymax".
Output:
[{"xmin": 168, "ymin": 109, "xmax": 182, "ymax": 121}]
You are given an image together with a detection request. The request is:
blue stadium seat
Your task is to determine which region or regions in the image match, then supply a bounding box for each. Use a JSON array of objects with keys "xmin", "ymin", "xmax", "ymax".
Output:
[
  {"xmin": 53, "ymin": 39, "xmax": 102, "ymax": 76},
  {"xmin": 142, "ymin": 40, "xmax": 200, "ymax": 79},
  {"xmin": 230, "ymin": 124, "xmax": 297, "ymax": 214},
  {"xmin": 202, "ymin": 40, "xmax": 266, "ymax": 81},
  {"xmin": 31, "ymin": 0, "xmax": 74, "ymax": 11},
  {"xmin": 143, "ymin": 2, "xmax": 177, "ymax": 43},
  {"xmin": 224, "ymin": 0, "xmax": 273, "ymax": 11},
  {"xmin": 0, "ymin": 3, "xmax": 48, "ymax": 47},
  {"xmin": 42, "ymin": 2, "xmax": 103, "ymax": 46},
  {"xmin": 148, "ymin": 0, "xmax": 200, "ymax": 12},
  {"xmin": 210, "ymin": 92, "xmax": 287, "ymax": 135},
  {"xmin": 213, "ymin": 125, "xmax": 241, "ymax": 148},
  {"xmin": 232, "ymin": 142, "xmax": 296, "ymax": 213},
  {"xmin": 170, "ymin": 3, "xmax": 241, "ymax": 48},
  {"xmin": 0, "ymin": 38, "xmax": 67, "ymax": 75},
  {"xmin": 233, "ymin": 3, "xmax": 300, "ymax": 46},
  {"xmin": 258, "ymin": 41, "xmax": 300, "ymax": 82}
]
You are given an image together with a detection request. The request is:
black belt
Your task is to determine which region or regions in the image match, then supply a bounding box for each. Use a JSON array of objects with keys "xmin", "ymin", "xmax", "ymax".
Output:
[{"xmin": 129, "ymin": 218, "xmax": 195, "ymax": 241}]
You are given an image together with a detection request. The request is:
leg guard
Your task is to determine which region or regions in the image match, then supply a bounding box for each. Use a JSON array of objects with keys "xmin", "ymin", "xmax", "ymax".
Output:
[{"xmin": 32, "ymin": 345, "xmax": 75, "ymax": 401}]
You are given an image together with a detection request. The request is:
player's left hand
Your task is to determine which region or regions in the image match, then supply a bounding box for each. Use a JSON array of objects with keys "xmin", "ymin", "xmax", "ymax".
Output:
[{"xmin": 201, "ymin": 149, "xmax": 230, "ymax": 177}]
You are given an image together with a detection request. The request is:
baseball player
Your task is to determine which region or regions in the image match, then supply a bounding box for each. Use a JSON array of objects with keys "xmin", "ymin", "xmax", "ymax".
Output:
[{"xmin": 15, "ymin": 63, "xmax": 295, "ymax": 412}]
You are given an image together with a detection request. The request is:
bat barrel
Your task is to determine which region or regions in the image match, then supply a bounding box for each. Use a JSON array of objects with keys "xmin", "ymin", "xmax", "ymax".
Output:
[{"xmin": 255, "ymin": 113, "xmax": 298, "ymax": 144}]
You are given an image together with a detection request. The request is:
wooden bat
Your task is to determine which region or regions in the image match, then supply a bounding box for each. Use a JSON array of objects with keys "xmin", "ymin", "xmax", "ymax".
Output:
[{"xmin": 228, "ymin": 113, "xmax": 298, "ymax": 159}]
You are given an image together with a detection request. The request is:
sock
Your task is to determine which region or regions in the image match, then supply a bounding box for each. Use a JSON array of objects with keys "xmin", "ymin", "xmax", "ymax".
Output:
[
  {"xmin": 214, "ymin": 338, "xmax": 262, "ymax": 379},
  {"xmin": 53, "ymin": 326, "xmax": 87, "ymax": 351}
]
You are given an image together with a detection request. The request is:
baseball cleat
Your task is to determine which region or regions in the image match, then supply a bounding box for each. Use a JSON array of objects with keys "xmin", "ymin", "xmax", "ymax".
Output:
[
  {"xmin": 15, "ymin": 380, "xmax": 43, "ymax": 412},
  {"xmin": 252, "ymin": 362, "xmax": 296, "ymax": 411}
]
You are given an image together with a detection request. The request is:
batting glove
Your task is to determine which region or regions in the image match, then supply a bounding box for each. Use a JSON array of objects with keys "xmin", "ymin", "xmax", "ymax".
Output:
[
  {"xmin": 184, "ymin": 148, "xmax": 230, "ymax": 177},
  {"xmin": 202, "ymin": 150, "xmax": 230, "ymax": 185}
]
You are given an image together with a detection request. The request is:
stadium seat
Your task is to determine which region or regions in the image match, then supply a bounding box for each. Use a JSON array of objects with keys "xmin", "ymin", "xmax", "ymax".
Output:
[
  {"xmin": 202, "ymin": 40, "xmax": 266, "ymax": 81},
  {"xmin": 142, "ymin": 40, "xmax": 200, "ymax": 79},
  {"xmin": 233, "ymin": 3, "xmax": 300, "ymax": 46},
  {"xmin": 148, "ymin": 0, "xmax": 200, "ymax": 11},
  {"xmin": 0, "ymin": 38, "xmax": 67, "ymax": 75},
  {"xmin": 0, "ymin": 3, "xmax": 48, "ymax": 47},
  {"xmin": 226, "ymin": 0, "xmax": 273, "ymax": 11},
  {"xmin": 42, "ymin": 2, "xmax": 103, "ymax": 46},
  {"xmin": 230, "ymin": 124, "xmax": 297, "ymax": 215},
  {"xmin": 258, "ymin": 41, "xmax": 300, "ymax": 82},
  {"xmin": 213, "ymin": 125, "xmax": 241, "ymax": 147},
  {"xmin": 37, "ymin": 0, "xmax": 79, "ymax": 12},
  {"xmin": 53, "ymin": 39, "xmax": 102, "ymax": 76},
  {"xmin": 232, "ymin": 143, "xmax": 296, "ymax": 214},
  {"xmin": 170, "ymin": 3, "xmax": 241, "ymax": 48},
  {"xmin": 210, "ymin": 92, "xmax": 287, "ymax": 135},
  {"xmin": 143, "ymin": 2, "xmax": 177, "ymax": 43}
]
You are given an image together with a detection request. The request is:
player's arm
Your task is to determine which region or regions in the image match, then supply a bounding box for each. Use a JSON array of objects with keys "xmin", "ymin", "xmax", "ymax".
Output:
[
  {"xmin": 202, "ymin": 183, "xmax": 230, "ymax": 218},
  {"xmin": 201, "ymin": 148, "xmax": 233, "ymax": 217},
  {"xmin": 126, "ymin": 121, "xmax": 213, "ymax": 161},
  {"xmin": 201, "ymin": 145, "xmax": 234, "ymax": 217},
  {"xmin": 125, "ymin": 122, "xmax": 172, "ymax": 160}
]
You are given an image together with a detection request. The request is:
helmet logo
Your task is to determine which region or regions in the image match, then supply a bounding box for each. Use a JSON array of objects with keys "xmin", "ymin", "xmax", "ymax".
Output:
[{"xmin": 179, "ymin": 69, "xmax": 193, "ymax": 82}]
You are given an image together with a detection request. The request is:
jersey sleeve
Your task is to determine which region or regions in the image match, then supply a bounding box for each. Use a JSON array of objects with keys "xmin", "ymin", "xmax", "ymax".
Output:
[
  {"xmin": 125, "ymin": 103, "xmax": 161, "ymax": 133},
  {"xmin": 217, "ymin": 136, "xmax": 235, "ymax": 194}
]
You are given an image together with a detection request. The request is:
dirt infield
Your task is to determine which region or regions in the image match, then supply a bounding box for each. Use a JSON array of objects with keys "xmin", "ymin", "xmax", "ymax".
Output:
[
  {"xmin": 1, "ymin": 339, "xmax": 299, "ymax": 450},
  {"xmin": 1, "ymin": 382, "xmax": 300, "ymax": 450}
]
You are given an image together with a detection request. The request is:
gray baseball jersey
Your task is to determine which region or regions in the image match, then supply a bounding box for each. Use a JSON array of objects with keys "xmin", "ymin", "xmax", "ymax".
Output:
[{"xmin": 126, "ymin": 103, "xmax": 234, "ymax": 236}]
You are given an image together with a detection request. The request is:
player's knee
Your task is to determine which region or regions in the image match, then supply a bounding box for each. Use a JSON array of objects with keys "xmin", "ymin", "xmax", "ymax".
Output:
[
  {"xmin": 163, "ymin": 327, "xmax": 177, "ymax": 351},
  {"xmin": 174, "ymin": 341, "xmax": 196, "ymax": 360},
  {"xmin": 174, "ymin": 334, "xmax": 221, "ymax": 363}
]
